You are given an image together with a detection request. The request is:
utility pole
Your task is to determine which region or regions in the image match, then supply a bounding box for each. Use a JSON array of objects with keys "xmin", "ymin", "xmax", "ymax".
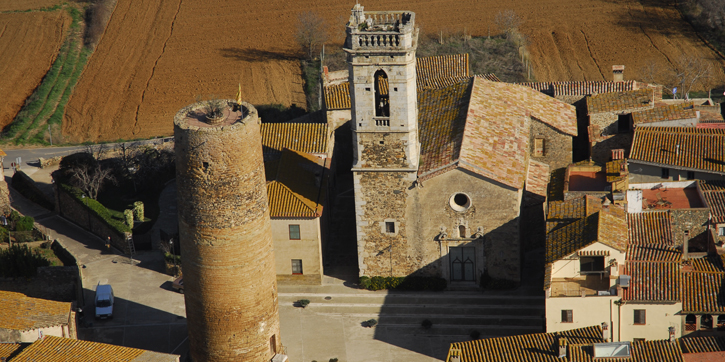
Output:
[{"xmin": 48, "ymin": 125, "xmax": 52, "ymax": 146}]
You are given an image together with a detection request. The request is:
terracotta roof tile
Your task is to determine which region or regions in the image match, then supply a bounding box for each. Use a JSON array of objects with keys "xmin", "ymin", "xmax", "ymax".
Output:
[
  {"xmin": 0, "ymin": 291, "xmax": 71, "ymax": 332},
  {"xmin": 416, "ymin": 54, "xmax": 469, "ymax": 88},
  {"xmin": 622, "ymin": 261, "xmax": 681, "ymax": 302},
  {"xmin": 587, "ymin": 89, "xmax": 653, "ymax": 114},
  {"xmin": 682, "ymin": 271, "xmax": 725, "ymax": 313},
  {"xmin": 700, "ymin": 181, "xmax": 725, "ymax": 223},
  {"xmin": 0, "ymin": 343, "xmax": 23, "ymax": 359},
  {"xmin": 606, "ymin": 159, "xmax": 627, "ymax": 183},
  {"xmin": 628, "ymin": 211, "xmax": 673, "ymax": 245},
  {"xmin": 525, "ymin": 159, "xmax": 550, "ymax": 201},
  {"xmin": 547, "ymin": 195, "xmax": 602, "ymax": 224},
  {"xmin": 546, "ymin": 209, "xmax": 627, "ymax": 264},
  {"xmin": 632, "ymin": 102, "xmax": 697, "ymax": 125},
  {"xmin": 627, "ymin": 243, "xmax": 681, "ymax": 262},
  {"xmin": 324, "ymin": 82, "xmax": 351, "ymax": 110},
  {"xmin": 517, "ymin": 80, "xmax": 638, "ymax": 97},
  {"xmin": 689, "ymin": 255, "xmax": 725, "ymax": 272},
  {"xmin": 698, "ymin": 180, "xmax": 725, "ymax": 192},
  {"xmin": 680, "ymin": 336, "xmax": 725, "ymax": 353},
  {"xmin": 450, "ymin": 325, "xmax": 605, "ymax": 362},
  {"xmin": 260, "ymin": 123, "xmax": 328, "ymax": 159},
  {"xmin": 629, "ymin": 127, "xmax": 725, "ymax": 174},
  {"xmin": 10, "ymin": 336, "xmax": 178, "ymax": 362},
  {"xmin": 266, "ymin": 149, "xmax": 327, "ymax": 218},
  {"xmin": 568, "ymin": 340, "xmax": 684, "ymax": 362}
]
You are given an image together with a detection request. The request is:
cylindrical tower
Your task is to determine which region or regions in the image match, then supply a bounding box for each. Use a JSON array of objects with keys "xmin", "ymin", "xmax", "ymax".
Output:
[{"xmin": 174, "ymin": 100, "xmax": 280, "ymax": 362}]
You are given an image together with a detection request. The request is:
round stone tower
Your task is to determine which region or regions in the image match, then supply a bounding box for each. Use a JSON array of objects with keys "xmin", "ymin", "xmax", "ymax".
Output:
[{"xmin": 174, "ymin": 99, "xmax": 280, "ymax": 362}]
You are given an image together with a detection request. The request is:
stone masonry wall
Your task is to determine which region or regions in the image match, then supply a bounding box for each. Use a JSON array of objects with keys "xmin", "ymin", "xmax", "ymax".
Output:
[
  {"xmin": 530, "ymin": 119, "xmax": 572, "ymax": 171},
  {"xmin": 355, "ymin": 171, "xmax": 418, "ymax": 277},
  {"xmin": 358, "ymin": 133, "xmax": 410, "ymax": 169},
  {"xmin": 671, "ymin": 209, "xmax": 711, "ymax": 251},
  {"xmin": 175, "ymin": 101, "xmax": 280, "ymax": 362}
]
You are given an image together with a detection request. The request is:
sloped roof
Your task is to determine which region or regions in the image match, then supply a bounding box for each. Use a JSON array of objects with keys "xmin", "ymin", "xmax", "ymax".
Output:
[
  {"xmin": 682, "ymin": 271, "xmax": 725, "ymax": 314},
  {"xmin": 545, "ymin": 209, "xmax": 627, "ymax": 264},
  {"xmin": 587, "ymin": 89, "xmax": 653, "ymax": 114},
  {"xmin": 260, "ymin": 123, "xmax": 328, "ymax": 159},
  {"xmin": 10, "ymin": 336, "xmax": 178, "ymax": 362},
  {"xmin": 525, "ymin": 159, "xmax": 550, "ymax": 203},
  {"xmin": 628, "ymin": 211, "xmax": 673, "ymax": 245},
  {"xmin": 0, "ymin": 343, "xmax": 23, "ymax": 360},
  {"xmin": 680, "ymin": 336, "xmax": 725, "ymax": 353},
  {"xmin": 606, "ymin": 159, "xmax": 627, "ymax": 183},
  {"xmin": 266, "ymin": 148, "xmax": 327, "ymax": 218},
  {"xmin": 416, "ymin": 54, "xmax": 469, "ymax": 88},
  {"xmin": 690, "ymin": 255, "xmax": 725, "ymax": 272},
  {"xmin": 517, "ymin": 80, "xmax": 638, "ymax": 97},
  {"xmin": 700, "ymin": 181, "xmax": 725, "ymax": 223},
  {"xmin": 629, "ymin": 127, "xmax": 725, "ymax": 174},
  {"xmin": 568, "ymin": 340, "xmax": 684, "ymax": 362},
  {"xmin": 632, "ymin": 102, "xmax": 697, "ymax": 125},
  {"xmin": 622, "ymin": 261, "xmax": 681, "ymax": 302},
  {"xmin": 324, "ymin": 82, "xmax": 351, "ymax": 110},
  {"xmin": 547, "ymin": 195, "xmax": 602, "ymax": 222},
  {"xmin": 627, "ymin": 243, "xmax": 681, "ymax": 262},
  {"xmin": 0, "ymin": 291, "xmax": 71, "ymax": 332},
  {"xmin": 449, "ymin": 325, "xmax": 605, "ymax": 362}
]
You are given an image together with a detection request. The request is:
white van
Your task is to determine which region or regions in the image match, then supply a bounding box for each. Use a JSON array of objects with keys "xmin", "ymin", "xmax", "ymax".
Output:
[{"xmin": 95, "ymin": 283, "xmax": 114, "ymax": 319}]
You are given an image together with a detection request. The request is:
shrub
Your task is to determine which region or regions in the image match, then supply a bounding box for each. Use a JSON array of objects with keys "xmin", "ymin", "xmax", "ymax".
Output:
[
  {"xmin": 364, "ymin": 319, "xmax": 377, "ymax": 328},
  {"xmin": 296, "ymin": 299, "xmax": 310, "ymax": 308},
  {"xmin": 16, "ymin": 216, "xmax": 35, "ymax": 232},
  {"xmin": 422, "ymin": 319, "xmax": 433, "ymax": 329},
  {"xmin": 358, "ymin": 275, "xmax": 447, "ymax": 291},
  {"xmin": 0, "ymin": 244, "xmax": 50, "ymax": 277},
  {"xmin": 60, "ymin": 184, "xmax": 131, "ymax": 233},
  {"xmin": 124, "ymin": 209, "xmax": 133, "ymax": 228},
  {"xmin": 164, "ymin": 252, "xmax": 181, "ymax": 265},
  {"xmin": 133, "ymin": 201, "xmax": 144, "ymax": 220}
]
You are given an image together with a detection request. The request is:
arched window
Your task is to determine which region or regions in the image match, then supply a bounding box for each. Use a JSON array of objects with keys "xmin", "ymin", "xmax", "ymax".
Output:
[
  {"xmin": 374, "ymin": 70, "xmax": 389, "ymax": 117},
  {"xmin": 701, "ymin": 314, "xmax": 713, "ymax": 330},
  {"xmin": 685, "ymin": 314, "xmax": 697, "ymax": 331},
  {"xmin": 458, "ymin": 225, "xmax": 466, "ymax": 238}
]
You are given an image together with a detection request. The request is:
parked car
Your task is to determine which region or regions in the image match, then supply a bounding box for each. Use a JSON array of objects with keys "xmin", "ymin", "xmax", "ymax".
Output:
[
  {"xmin": 172, "ymin": 276, "xmax": 184, "ymax": 294},
  {"xmin": 95, "ymin": 283, "xmax": 114, "ymax": 319}
]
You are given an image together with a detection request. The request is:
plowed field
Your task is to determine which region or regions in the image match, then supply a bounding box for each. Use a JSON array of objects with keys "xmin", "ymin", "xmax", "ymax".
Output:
[
  {"xmin": 0, "ymin": 0, "xmax": 63, "ymax": 12},
  {"xmin": 64, "ymin": 0, "xmax": 725, "ymax": 142},
  {"xmin": 0, "ymin": 10, "xmax": 69, "ymax": 129}
]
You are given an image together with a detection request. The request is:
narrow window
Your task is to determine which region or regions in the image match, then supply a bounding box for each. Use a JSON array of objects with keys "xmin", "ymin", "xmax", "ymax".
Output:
[
  {"xmin": 291, "ymin": 259, "xmax": 303, "ymax": 274},
  {"xmin": 719, "ymin": 226, "xmax": 725, "ymax": 236},
  {"xmin": 634, "ymin": 310, "xmax": 646, "ymax": 325},
  {"xmin": 686, "ymin": 314, "xmax": 697, "ymax": 331},
  {"xmin": 458, "ymin": 225, "xmax": 466, "ymax": 238},
  {"xmin": 618, "ymin": 114, "xmax": 631, "ymax": 132},
  {"xmin": 289, "ymin": 225, "xmax": 300, "ymax": 240},
  {"xmin": 534, "ymin": 138, "xmax": 545, "ymax": 157},
  {"xmin": 561, "ymin": 310, "xmax": 573, "ymax": 323},
  {"xmin": 374, "ymin": 70, "xmax": 390, "ymax": 117},
  {"xmin": 687, "ymin": 171, "xmax": 695, "ymax": 180},
  {"xmin": 385, "ymin": 221, "xmax": 395, "ymax": 234},
  {"xmin": 661, "ymin": 168, "xmax": 669, "ymax": 179}
]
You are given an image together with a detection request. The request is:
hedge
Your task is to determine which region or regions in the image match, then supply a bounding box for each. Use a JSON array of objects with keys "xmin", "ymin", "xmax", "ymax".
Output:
[
  {"xmin": 359, "ymin": 276, "xmax": 447, "ymax": 291},
  {"xmin": 0, "ymin": 244, "xmax": 50, "ymax": 278},
  {"xmin": 59, "ymin": 183, "xmax": 131, "ymax": 233}
]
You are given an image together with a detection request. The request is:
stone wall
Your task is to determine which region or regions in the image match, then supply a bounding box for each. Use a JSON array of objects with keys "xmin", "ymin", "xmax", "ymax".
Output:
[
  {"xmin": 671, "ymin": 209, "xmax": 711, "ymax": 251},
  {"xmin": 0, "ymin": 266, "xmax": 77, "ymax": 303},
  {"xmin": 358, "ymin": 133, "xmax": 411, "ymax": 169},
  {"xmin": 529, "ymin": 119, "xmax": 573, "ymax": 171},
  {"xmin": 55, "ymin": 185, "xmax": 131, "ymax": 253},
  {"xmin": 175, "ymin": 100, "xmax": 280, "ymax": 362}
]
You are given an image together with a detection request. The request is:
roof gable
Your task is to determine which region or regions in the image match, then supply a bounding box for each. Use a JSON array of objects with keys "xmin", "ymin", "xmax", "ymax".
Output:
[
  {"xmin": 0, "ymin": 291, "xmax": 71, "ymax": 332},
  {"xmin": 587, "ymin": 89, "xmax": 653, "ymax": 114},
  {"xmin": 266, "ymin": 148, "xmax": 327, "ymax": 218}
]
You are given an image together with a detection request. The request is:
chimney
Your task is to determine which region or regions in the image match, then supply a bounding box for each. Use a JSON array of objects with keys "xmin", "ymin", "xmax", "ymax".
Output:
[
  {"xmin": 558, "ymin": 336, "xmax": 568, "ymax": 358},
  {"xmin": 669, "ymin": 326, "xmax": 676, "ymax": 342},
  {"xmin": 611, "ymin": 149, "xmax": 624, "ymax": 160},
  {"xmin": 683, "ymin": 235, "xmax": 689, "ymax": 260},
  {"xmin": 613, "ymin": 65, "xmax": 625, "ymax": 82},
  {"xmin": 602, "ymin": 322, "xmax": 610, "ymax": 342}
]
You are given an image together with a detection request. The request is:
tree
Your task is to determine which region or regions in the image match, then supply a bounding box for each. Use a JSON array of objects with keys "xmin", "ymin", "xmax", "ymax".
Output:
[
  {"xmin": 68, "ymin": 163, "xmax": 115, "ymax": 200},
  {"xmin": 494, "ymin": 10, "xmax": 523, "ymax": 40},
  {"xmin": 295, "ymin": 11, "xmax": 329, "ymax": 60},
  {"xmin": 641, "ymin": 55, "xmax": 714, "ymax": 99}
]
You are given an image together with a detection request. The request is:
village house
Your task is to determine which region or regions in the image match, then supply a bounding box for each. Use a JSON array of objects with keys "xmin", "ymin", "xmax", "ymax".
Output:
[
  {"xmin": 265, "ymin": 148, "xmax": 329, "ymax": 285},
  {"xmin": 446, "ymin": 325, "xmax": 725, "ymax": 362},
  {"xmin": 0, "ymin": 291, "xmax": 76, "ymax": 343},
  {"xmin": 628, "ymin": 127, "xmax": 725, "ymax": 184},
  {"xmin": 0, "ymin": 336, "xmax": 179, "ymax": 361},
  {"xmin": 260, "ymin": 121, "xmax": 332, "ymax": 162}
]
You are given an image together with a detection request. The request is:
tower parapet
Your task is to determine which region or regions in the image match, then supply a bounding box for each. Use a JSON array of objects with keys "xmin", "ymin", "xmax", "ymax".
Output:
[{"xmin": 346, "ymin": 5, "xmax": 416, "ymax": 51}]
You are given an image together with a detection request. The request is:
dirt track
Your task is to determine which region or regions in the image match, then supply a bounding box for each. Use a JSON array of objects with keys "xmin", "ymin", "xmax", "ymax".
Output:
[
  {"xmin": 0, "ymin": 10, "xmax": 69, "ymax": 129},
  {"xmin": 64, "ymin": 0, "xmax": 725, "ymax": 142}
]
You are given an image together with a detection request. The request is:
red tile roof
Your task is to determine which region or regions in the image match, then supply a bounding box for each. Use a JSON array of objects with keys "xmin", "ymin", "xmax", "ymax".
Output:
[
  {"xmin": 416, "ymin": 54, "xmax": 469, "ymax": 88},
  {"xmin": 568, "ymin": 340, "xmax": 684, "ymax": 362},
  {"xmin": 683, "ymin": 351, "xmax": 725, "ymax": 362},
  {"xmin": 700, "ymin": 181, "xmax": 725, "ymax": 223},
  {"xmin": 260, "ymin": 123, "xmax": 329, "ymax": 159},
  {"xmin": 629, "ymin": 127, "xmax": 725, "ymax": 175},
  {"xmin": 545, "ymin": 209, "xmax": 627, "ymax": 263},
  {"xmin": 266, "ymin": 149, "xmax": 327, "ymax": 218},
  {"xmin": 682, "ymin": 271, "xmax": 725, "ymax": 314},
  {"xmin": 626, "ymin": 243, "xmax": 681, "ymax": 262},
  {"xmin": 526, "ymin": 159, "xmax": 550, "ymax": 198},
  {"xmin": 0, "ymin": 291, "xmax": 71, "ymax": 332},
  {"xmin": 0, "ymin": 343, "xmax": 23, "ymax": 360},
  {"xmin": 680, "ymin": 336, "xmax": 725, "ymax": 353},
  {"xmin": 587, "ymin": 89, "xmax": 653, "ymax": 114},
  {"xmin": 10, "ymin": 336, "xmax": 178, "ymax": 362},
  {"xmin": 324, "ymin": 83, "xmax": 351, "ymax": 110},
  {"xmin": 517, "ymin": 80, "xmax": 638, "ymax": 97},
  {"xmin": 622, "ymin": 261, "xmax": 681, "ymax": 302},
  {"xmin": 627, "ymin": 211, "xmax": 673, "ymax": 245},
  {"xmin": 632, "ymin": 102, "xmax": 697, "ymax": 125}
]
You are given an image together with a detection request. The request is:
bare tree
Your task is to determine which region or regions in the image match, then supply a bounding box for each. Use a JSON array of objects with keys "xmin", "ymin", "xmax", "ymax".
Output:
[
  {"xmin": 85, "ymin": 143, "xmax": 110, "ymax": 161},
  {"xmin": 69, "ymin": 163, "xmax": 115, "ymax": 200},
  {"xmin": 640, "ymin": 55, "xmax": 713, "ymax": 99},
  {"xmin": 494, "ymin": 10, "xmax": 523, "ymax": 40},
  {"xmin": 295, "ymin": 11, "xmax": 329, "ymax": 60}
]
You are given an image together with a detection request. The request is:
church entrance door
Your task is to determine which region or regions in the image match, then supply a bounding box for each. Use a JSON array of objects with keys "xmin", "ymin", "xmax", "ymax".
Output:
[{"xmin": 450, "ymin": 246, "xmax": 475, "ymax": 281}]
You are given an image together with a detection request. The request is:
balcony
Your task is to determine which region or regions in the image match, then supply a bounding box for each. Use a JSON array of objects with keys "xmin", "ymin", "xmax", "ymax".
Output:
[{"xmin": 550, "ymin": 274, "xmax": 613, "ymax": 297}]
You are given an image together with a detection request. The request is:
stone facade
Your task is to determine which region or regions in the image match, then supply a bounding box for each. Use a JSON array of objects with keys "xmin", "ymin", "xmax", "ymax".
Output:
[
  {"xmin": 529, "ymin": 118, "xmax": 573, "ymax": 171},
  {"xmin": 174, "ymin": 100, "xmax": 280, "ymax": 362}
]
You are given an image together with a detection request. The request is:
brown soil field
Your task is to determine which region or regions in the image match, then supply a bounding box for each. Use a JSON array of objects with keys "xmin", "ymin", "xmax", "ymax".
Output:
[
  {"xmin": 64, "ymin": 0, "xmax": 725, "ymax": 142},
  {"xmin": 0, "ymin": 10, "xmax": 69, "ymax": 129},
  {"xmin": 0, "ymin": 0, "xmax": 64, "ymax": 12}
]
